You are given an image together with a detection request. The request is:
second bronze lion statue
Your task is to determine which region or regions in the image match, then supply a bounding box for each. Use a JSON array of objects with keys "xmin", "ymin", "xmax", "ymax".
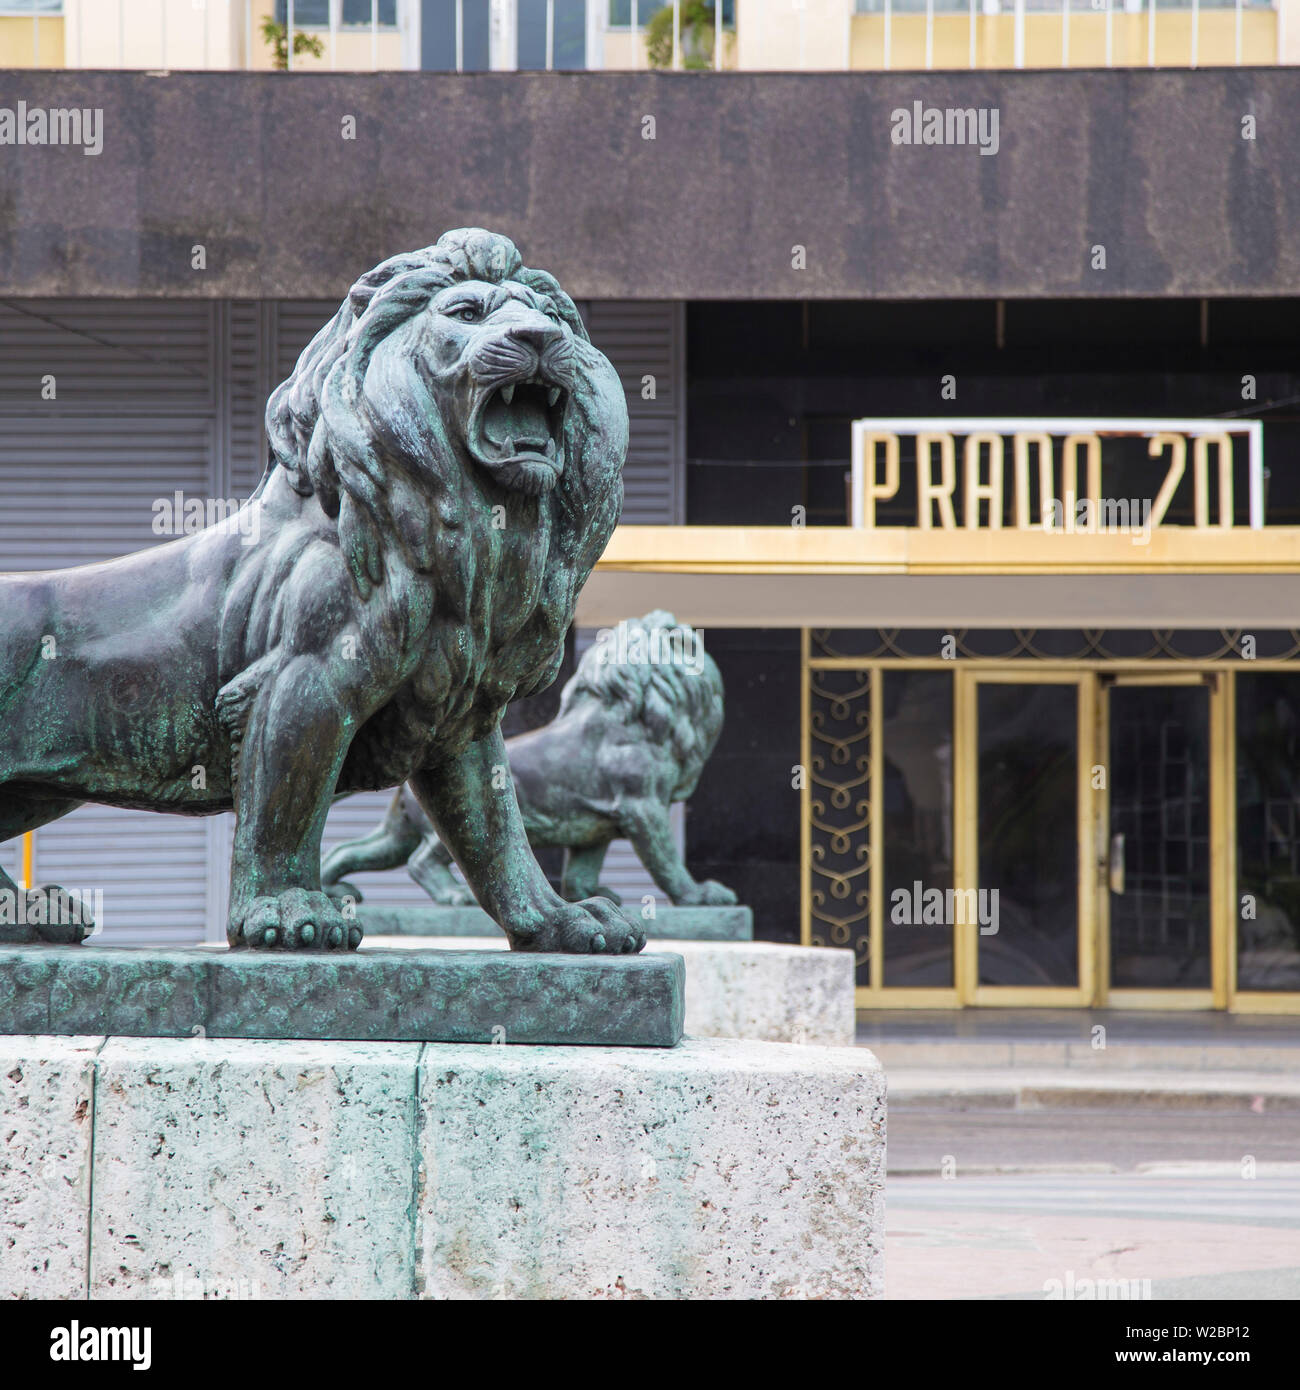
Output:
[
  {"xmin": 322, "ymin": 611, "xmax": 737, "ymax": 911},
  {"xmin": 0, "ymin": 227, "xmax": 641, "ymax": 954}
]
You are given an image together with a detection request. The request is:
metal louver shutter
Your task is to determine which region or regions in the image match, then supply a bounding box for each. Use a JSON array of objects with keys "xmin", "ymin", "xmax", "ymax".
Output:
[
  {"xmin": 583, "ymin": 302, "xmax": 685, "ymax": 525},
  {"xmin": 275, "ymin": 301, "xmax": 337, "ymax": 383},
  {"xmin": 0, "ymin": 415, "xmax": 215, "ymax": 567},
  {"xmin": 0, "ymin": 300, "xmax": 220, "ymax": 946},
  {"xmin": 0, "ymin": 300, "xmax": 213, "ymax": 409},
  {"xmin": 32, "ymin": 806, "xmax": 213, "ymax": 948},
  {"xmin": 566, "ymin": 304, "xmax": 687, "ymax": 898},
  {"xmin": 227, "ymin": 300, "xmax": 272, "ymax": 500}
]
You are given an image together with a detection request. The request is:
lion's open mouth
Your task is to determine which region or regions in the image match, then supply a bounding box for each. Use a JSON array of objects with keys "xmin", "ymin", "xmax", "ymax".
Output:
[{"xmin": 469, "ymin": 377, "xmax": 569, "ymax": 495}]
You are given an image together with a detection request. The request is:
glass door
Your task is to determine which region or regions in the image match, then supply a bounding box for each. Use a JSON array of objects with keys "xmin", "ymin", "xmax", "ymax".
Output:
[
  {"xmin": 962, "ymin": 672, "xmax": 1095, "ymax": 1006},
  {"xmin": 1102, "ymin": 676, "xmax": 1218, "ymax": 1006},
  {"xmin": 421, "ymin": 0, "xmax": 491, "ymax": 70}
]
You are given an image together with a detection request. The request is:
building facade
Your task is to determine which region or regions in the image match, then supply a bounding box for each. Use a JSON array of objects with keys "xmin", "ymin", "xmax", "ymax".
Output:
[
  {"xmin": 0, "ymin": 0, "xmax": 1291, "ymax": 71},
  {"xmin": 1, "ymin": 21, "xmax": 1298, "ymax": 1011}
]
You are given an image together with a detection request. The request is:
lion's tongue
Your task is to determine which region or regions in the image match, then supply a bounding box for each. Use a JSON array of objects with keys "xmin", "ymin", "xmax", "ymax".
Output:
[{"xmin": 485, "ymin": 394, "xmax": 550, "ymax": 454}]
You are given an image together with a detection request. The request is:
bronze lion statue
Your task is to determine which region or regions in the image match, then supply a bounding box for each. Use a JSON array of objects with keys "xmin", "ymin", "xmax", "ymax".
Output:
[
  {"xmin": 322, "ymin": 611, "xmax": 736, "ymax": 912},
  {"xmin": 0, "ymin": 228, "xmax": 643, "ymax": 954}
]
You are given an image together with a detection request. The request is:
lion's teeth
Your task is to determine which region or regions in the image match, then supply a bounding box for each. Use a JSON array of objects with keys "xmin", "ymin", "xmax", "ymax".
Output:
[
  {"xmin": 545, "ymin": 438, "xmax": 556, "ymax": 458},
  {"xmin": 547, "ymin": 387, "xmax": 561, "ymax": 407},
  {"xmin": 504, "ymin": 435, "xmax": 516, "ymax": 456},
  {"xmin": 501, "ymin": 384, "xmax": 515, "ymax": 405}
]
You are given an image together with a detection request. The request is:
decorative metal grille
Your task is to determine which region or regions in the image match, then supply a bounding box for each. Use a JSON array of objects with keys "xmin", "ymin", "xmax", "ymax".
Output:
[
  {"xmin": 811, "ymin": 628, "xmax": 1300, "ymax": 663},
  {"xmin": 808, "ymin": 669, "xmax": 872, "ymax": 969}
]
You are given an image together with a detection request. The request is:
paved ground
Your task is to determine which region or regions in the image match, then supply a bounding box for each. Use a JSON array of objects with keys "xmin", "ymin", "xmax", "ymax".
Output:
[
  {"xmin": 887, "ymin": 1068, "xmax": 1300, "ymax": 1110},
  {"xmin": 888, "ymin": 1174, "xmax": 1300, "ymax": 1300},
  {"xmin": 883, "ymin": 1096, "xmax": 1300, "ymax": 1299},
  {"xmin": 889, "ymin": 1107, "xmax": 1300, "ymax": 1172}
]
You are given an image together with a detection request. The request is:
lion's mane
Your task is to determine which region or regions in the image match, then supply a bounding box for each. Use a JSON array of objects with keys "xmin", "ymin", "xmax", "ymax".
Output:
[
  {"xmin": 259, "ymin": 226, "xmax": 616, "ymax": 604},
  {"xmin": 560, "ymin": 611, "xmax": 725, "ymax": 799}
]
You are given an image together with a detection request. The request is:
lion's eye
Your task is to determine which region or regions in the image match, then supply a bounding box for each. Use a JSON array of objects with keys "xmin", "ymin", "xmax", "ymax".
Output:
[{"xmin": 446, "ymin": 304, "xmax": 481, "ymax": 323}]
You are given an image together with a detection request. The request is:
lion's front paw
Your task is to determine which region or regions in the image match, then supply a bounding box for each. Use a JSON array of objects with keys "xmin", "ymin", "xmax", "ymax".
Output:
[
  {"xmin": 228, "ymin": 888, "xmax": 362, "ymax": 952},
  {"xmin": 508, "ymin": 896, "xmax": 645, "ymax": 955},
  {"xmin": 675, "ymin": 879, "xmax": 738, "ymax": 907}
]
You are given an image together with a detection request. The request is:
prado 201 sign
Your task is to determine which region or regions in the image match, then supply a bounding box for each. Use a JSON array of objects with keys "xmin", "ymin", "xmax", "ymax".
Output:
[{"xmin": 850, "ymin": 418, "xmax": 1265, "ymax": 536}]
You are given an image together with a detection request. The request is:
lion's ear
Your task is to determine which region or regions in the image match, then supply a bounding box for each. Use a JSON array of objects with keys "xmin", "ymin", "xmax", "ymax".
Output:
[
  {"xmin": 348, "ymin": 252, "xmax": 433, "ymax": 318},
  {"xmin": 515, "ymin": 268, "xmax": 589, "ymax": 342}
]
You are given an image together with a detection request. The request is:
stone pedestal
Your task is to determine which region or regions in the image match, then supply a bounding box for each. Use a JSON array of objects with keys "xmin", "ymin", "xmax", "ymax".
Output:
[
  {"xmin": 0, "ymin": 945, "xmax": 683, "ymax": 1046},
  {"xmin": 1, "ymin": 1035, "xmax": 885, "ymax": 1300},
  {"xmin": 356, "ymin": 904, "xmax": 754, "ymax": 941},
  {"xmin": 370, "ymin": 935, "xmax": 858, "ymax": 1047}
]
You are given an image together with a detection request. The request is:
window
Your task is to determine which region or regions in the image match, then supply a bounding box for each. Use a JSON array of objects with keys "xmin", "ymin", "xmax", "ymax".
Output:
[
  {"xmin": 341, "ymin": 0, "xmax": 398, "ymax": 22},
  {"xmin": 518, "ymin": 0, "xmax": 588, "ymax": 69},
  {"xmin": 0, "ymin": 0, "xmax": 63, "ymax": 13},
  {"xmin": 421, "ymin": 0, "xmax": 492, "ymax": 70},
  {"xmin": 609, "ymin": 1, "xmax": 733, "ymax": 28},
  {"xmin": 275, "ymin": 1, "xmax": 398, "ymax": 26},
  {"xmin": 276, "ymin": 0, "xmax": 330, "ymax": 23}
]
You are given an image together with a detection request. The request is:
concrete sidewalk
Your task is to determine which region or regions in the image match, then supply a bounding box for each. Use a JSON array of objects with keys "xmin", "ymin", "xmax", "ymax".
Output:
[
  {"xmin": 885, "ymin": 1068, "xmax": 1300, "ymax": 1111},
  {"xmin": 860, "ymin": 1008, "xmax": 1300, "ymax": 1109}
]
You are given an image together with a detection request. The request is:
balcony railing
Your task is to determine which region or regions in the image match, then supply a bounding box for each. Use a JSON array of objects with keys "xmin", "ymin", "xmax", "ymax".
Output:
[{"xmin": 852, "ymin": 0, "xmax": 1278, "ymax": 69}]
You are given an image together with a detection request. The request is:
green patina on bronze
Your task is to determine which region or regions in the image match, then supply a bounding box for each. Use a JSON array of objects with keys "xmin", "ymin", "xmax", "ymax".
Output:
[
  {"xmin": 0, "ymin": 228, "xmax": 643, "ymax": 956},
  {"xmin": 0, "ymin": 945, "xmax": 684, "ymax": 1045},
  {"xmin": 323, "ymin": 611, "xmax": 737, "ymax": 911},
  {"xmin": 356, "ymin": 904, "xmax": 754, "ymax": 943}
]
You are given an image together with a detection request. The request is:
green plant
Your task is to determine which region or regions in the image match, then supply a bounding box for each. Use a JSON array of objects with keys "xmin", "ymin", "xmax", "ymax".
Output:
[
  {"xmin": 644, "ymin": 2, "xmax": 730, "ymax": 70},
  {"xmin": 260, "ymin": 16, "xmax": 326, "ymax": 70}
]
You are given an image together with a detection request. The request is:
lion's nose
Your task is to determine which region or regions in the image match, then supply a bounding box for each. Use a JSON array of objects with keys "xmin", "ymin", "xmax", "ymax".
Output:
[{"xmin": 506, "ymin": 320, "xmax": 564, "ymax": 358}]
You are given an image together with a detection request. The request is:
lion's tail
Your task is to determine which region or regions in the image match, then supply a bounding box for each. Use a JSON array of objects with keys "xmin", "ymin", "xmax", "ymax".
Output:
[{"xmin": 321, "ymin": 787, "xmax": 425, "ymax": 885}]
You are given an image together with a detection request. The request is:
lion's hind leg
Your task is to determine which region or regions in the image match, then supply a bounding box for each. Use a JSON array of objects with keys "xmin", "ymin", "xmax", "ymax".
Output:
[
  {"xmin": 561, "ymin": 841, "xmax": 619, "ymax": 904},
  {"xmin": 321, "ymin": 787, "xmax": 425, "ymax": 904},
  {"xmin": 407, "ymin": 833, "xmax": 473, "ymax": 906},
  {"xmin": 620, "ymin": 801, "xmax": 738, "ymax": 907},
  {"xmin": 0, "ymin": 790, "xmax": 90, "ymax": 944}
]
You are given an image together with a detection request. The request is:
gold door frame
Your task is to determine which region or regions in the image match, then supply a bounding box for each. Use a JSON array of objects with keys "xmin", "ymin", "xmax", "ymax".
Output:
[
  {"xmin": 960, "ymin": 669, "xmax": 1096, "ymax": 1009},
  {"xmin": 1098, "ymin": 672, "xmax": 1222, "ymax": 1011},
  {"xmin": 802, "ymin": 638, "xmax": 1300, "ymax": 1013}
]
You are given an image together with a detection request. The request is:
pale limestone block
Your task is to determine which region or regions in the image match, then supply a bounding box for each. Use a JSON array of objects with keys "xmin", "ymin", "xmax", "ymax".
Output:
[
  {"xmin": 0, "ymin": 1035, "xmax": 100, "ymax": 1300},
  {"xmin": 89, "ymin": 1038, "xmax": 420, "ymax": 1299},
  {"xmin": 416, "ymin": 1036, "xmax": 885, "ymax": 1300}
]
